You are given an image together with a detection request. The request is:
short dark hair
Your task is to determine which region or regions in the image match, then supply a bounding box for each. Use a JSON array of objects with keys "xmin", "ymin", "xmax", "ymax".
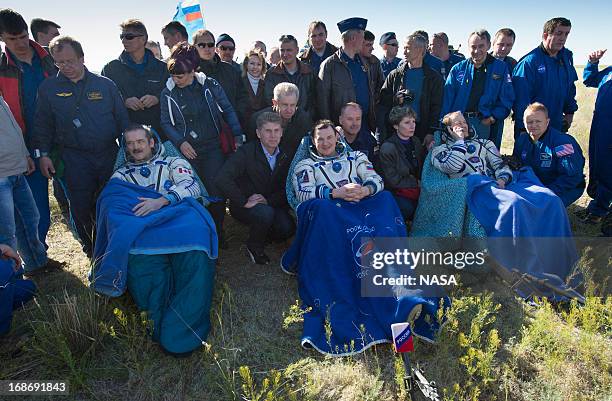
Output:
[
  {"xmin": 120, "ymin": 18, "xmax": 148, "ymax": 41},
  {"xmin": 364, "ymin": 30, "xmax": 375, "ymax": 42},
  {"xmin": 389, "ymin": 106, "xmax": 417, "ymax": 126},
  {"xmin": 279, "ymin": 34, "xmax": 298, "ymax": 48},
  {"xmin": 256, "ymin": 111, "xmax": 283, "ymax": 129},
  {"xmin": 124, "ymin": 123, "xmax": 153, "ymax": 140},
  {"xmin": 307, "ymin": 21, "xmax": 327, "ymax": 36},
  {"xmin": 543, "ymin": 17, "xmax": 571, "ymax": 35},
  {"xmin": 311, "ymin": 119, "xmax": 338, "ymax": 138},
  {"xmin": 161, "ymin": 21, "xmax": 188, "ymax": 40},
  {"xmin": 30, "ymin": 18, "xmax": 60, "ymax": 41},
  {"xmin": 494, "ymin": 28, "xmax": 516, "ymax": 42},
  {"xmin": 469, "ymin": 29, "xmax": 491, "ymax": 44},
  {"xmin": 413, "ymin": 30, "xmax": 429, "ymax": 42},
  {"xmin": 49, "ymin": 36, "xmax": 84, "ymax": 58},
  {"xmin": 0, "ymin": 9, "xmax": 28, "ymax": 35}
]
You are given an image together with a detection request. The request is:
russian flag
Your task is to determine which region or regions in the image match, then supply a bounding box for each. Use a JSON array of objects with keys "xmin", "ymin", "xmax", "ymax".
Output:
[
  {"xmin": 173, "ymin": 0, "xmax": 205, "ymax": 42},
  {"xmin": 391, "ymin": 322, "xmax": 414, "ymax": 353}
]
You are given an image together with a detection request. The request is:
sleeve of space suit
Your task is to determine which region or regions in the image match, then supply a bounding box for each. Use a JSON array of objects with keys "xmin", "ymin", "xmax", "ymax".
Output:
[
  {"xmin": 292, "ymin": 160, "xmax": 320, "ymax": 203},
  {"xmin": 166, "ymin": 158, "xmax": 201, "ymax": 203},
  {"xmin": 355, "ymin": 152, "xmax": 384, "ymax": 195},
  {"xmin": 484, "ymin": 140, "xmax": 512, "ymax": 183},
  {"xmin": 431, "ymin": 140, "xmax": 469, "ymax": 175},
  {"xmin": 549, "ymin": 139, "xmax": 585, "ymax": 197}
]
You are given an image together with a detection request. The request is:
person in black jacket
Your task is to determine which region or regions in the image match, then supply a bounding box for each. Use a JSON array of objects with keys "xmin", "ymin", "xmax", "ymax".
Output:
[
  {"xmin": 216, "ymin": 112, "xmax": 295, "ymax": 264},
  {"xmin": 101, "ymin": 19, "xmax": 168, "ymax": 139},
  {"xmin": 264, "ymin": 34, "xmax": 316, "ymax": 120},
  {"xmin": 193, "ymin": 29, "xmax": 248, "ymax": 126},
  {"xmin": 380, "ymin": 33, "xmax": 443, "ymax": 146},
  {"xmin": 241, "ymin": 48, "xmax": 268, "ymax": 127}
]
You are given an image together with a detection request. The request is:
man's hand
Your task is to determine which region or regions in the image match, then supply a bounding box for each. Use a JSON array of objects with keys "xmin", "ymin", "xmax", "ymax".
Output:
[
  {"xmin": 140, "ymin": 95, "xmax": 159, "ymax": 109},
  {"xmin": 0, "ymin": 244, "xmax": 22, "ymax": 271},
  {"xmin": 563, "ymin": 113, "xmax": 574, "ymax": 130},
  {"xmin": 448, "ymin": 126, "xmax": 465, "ymax": 141},
  {"xmin": 133, "ymin": 196, "xmax": 170, "ymax": 216},
  {"xmin": 481, "ymin": 116, "xmax": 496, "ymax": 126},
  {"xmin": 25, "ymin": 156, "xmax": 35, "ymax": 175},
  {"xmin": 244, "ymin": 193, "xmax": 267, "ymax": 208},
  {"xmin": 332, "ymin": 183, "xmax": 370, "ymax": 202},
  {"xmin": 496, "ymin": 178, "xmax": 506, "ymax": 189},
  {"xmin": 125, "ymin": 97, "xmax": 145, "ymax": 111},
  {"xmin": 39, "ymin": 156, "xmax": 55, "ymax": 179},
  {"xmin": 180, "ymin": 142, "xmax": 197, "ymax": 159},
  {"xmin": 588, "ymin": 49, "xmax": 607, "ymax": 64}
]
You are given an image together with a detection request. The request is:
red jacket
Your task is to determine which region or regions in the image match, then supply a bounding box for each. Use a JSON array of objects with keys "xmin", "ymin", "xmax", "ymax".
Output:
[{"xmin": 0, "ymin": 40, "xmax": 57, "ymax": 135}]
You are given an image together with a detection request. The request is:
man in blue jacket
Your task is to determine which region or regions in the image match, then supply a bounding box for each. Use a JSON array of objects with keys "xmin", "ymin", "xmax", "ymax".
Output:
[
  {"xmin": 31, "ymin": 36, "xmax": 130, "ymax": 257},
  {"xmin": 512, "ymin": 17, "xmax": 578, "ymax": 137},
  {"xmin": 582, "ymin": 49, "xmax": 612, "ymax": 222},
  {"xmin": 441, "ymin": 29, "xmax": 514, "ymax": 148},
  {"xmin": 513, "ymin": 102, "xmax": 585, "ymax": 207}
]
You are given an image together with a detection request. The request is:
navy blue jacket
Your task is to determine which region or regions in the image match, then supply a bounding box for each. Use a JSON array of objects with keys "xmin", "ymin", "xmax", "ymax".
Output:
[
  {"xmin": 439, "ymin": 52, "xmax": 465, "ymax": 80},
  {"xmin": 441, "ymin": 55, "xmax": 514, "ymax": 120},
  {"xmin": 31, "ymin": 69, "xmax": 130, "ymax": 154},
  {"xmin": 512, "ymin": 127, "xmax": 585, "ymax": 198},
  {"xmin": 160, "ymin": 73, "xmax": 243, "ymax": 148},
  {"xmin": 101, "ymin": 49, "xmax": 169, "ymax": 137},
  {"xmin": 512, "ymin": 45, "xmax": 578, "ymax": 132}
]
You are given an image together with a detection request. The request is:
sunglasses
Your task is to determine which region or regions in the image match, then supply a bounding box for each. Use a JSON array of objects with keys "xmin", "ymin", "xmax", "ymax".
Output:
[
  {"xmin": 219, "ymin": 45, "xmax": 235, "ymax": 51},
  {"xmin": 120, "ymin": 33, "xmax": 144, "ymax": 41},
  {"xmin": 197, "ymin": 42, "xmax": 215, "ymax": 48}
]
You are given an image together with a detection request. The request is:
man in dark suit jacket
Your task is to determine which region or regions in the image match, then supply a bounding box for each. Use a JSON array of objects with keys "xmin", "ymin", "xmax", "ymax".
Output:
[{"xmin": 216, "ymin": 112, "xmax": 295, "ymax": 264}]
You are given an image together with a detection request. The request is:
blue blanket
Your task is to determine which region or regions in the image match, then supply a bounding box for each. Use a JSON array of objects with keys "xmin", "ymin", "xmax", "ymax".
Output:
[
  {"xmin": 0, "ymin": 259, "xmax": 36, "ymax": 335},
  {"xmin": 91, "ymin": 179, "xmax": 218, "ymax": 297},
  {"xmin": 466, "ymin": 168, "xmax": 582, "ymax": 298},
  {"xmin": 282, "ymin": 191, "xmax": 447, "ymax": 356}
]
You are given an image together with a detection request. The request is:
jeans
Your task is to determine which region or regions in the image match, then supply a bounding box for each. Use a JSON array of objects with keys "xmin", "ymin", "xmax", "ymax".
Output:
[
  {"xmin": 230, "ymin": 203, "xmax": 295, "ymax": 253},
  {"xmin": 25, "ymin": 157, "xmax": 50, "ymax": 247},
  {"xmin": 0, "ymin": 175, "xmax": 47, "ymax": 271}
]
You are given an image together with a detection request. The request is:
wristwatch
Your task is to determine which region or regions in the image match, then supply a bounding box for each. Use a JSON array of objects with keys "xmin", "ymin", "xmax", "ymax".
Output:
[{"xmin": 33, "ymin": 149, "xmax": 49, "ymax": 159}]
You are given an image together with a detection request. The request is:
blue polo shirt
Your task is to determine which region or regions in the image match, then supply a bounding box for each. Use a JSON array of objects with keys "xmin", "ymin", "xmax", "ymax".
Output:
[
  {"xmin": 13, "ymin": 48, "xmax": 45, "ymax": 135},
  {"xmin": 341, "ymin": 50, "xmax": 369, "ymax": 126}
]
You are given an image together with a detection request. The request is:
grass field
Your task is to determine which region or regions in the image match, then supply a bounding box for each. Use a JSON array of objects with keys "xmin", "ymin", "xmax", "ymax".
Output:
[{"xmin": 1, "ymin": 68, "xmax": 610, "ymax": 401}]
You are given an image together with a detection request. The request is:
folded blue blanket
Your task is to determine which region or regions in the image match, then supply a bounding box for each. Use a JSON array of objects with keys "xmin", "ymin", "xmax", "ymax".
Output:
[
  {"xmin": 91, "ymin": 179, "xmax": 217, "ymax": 297},
  {"xmin": 466, "ymin": 168, "xmax": 582, "ymax": 298},
  {"xmin": 283, "ymin": 191, "xmax": 447, "ymax": 356},
  {"xmin": 1, "ymin": 259, "xmax": 36, "ymax": 335}
]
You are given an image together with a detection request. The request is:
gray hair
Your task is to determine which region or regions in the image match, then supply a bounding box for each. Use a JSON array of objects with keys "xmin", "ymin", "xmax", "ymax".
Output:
[
  {"xmin": 406, "ymin": 33, "xmax": 428, "ymax": 50},
  {"xmin": 273, "ymin": 82, "xmax": 299, "ymax": 101}
]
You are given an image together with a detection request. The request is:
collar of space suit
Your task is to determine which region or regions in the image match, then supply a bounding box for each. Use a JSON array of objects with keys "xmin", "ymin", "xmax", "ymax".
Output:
[{"xmin": 165, "ymin": 71, "xmax": 208, "ymax": 91}]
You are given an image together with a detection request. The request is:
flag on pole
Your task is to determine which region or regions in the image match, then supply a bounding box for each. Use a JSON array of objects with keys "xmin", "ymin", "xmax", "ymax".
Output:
[{"xmin": 173, "ymin": 0, "xmax": 205, "ymax": 42}]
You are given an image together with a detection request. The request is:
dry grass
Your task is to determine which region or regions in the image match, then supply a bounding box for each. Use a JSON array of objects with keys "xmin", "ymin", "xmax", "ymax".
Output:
[{"xmin": 0, "ymin": 73, "xmax": 610, "ymax": 401}]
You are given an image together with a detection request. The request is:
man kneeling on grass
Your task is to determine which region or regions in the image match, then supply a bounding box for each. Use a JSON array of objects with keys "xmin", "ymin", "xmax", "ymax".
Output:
[{"xmin": 91, "ymin": 124, "xmax": 217, "ymax": 356}]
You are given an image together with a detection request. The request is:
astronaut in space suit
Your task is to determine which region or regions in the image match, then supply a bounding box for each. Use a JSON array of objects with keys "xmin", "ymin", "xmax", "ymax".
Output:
[
  {"xmin": 292, "ymin": 120, "xmax": 384, "ymax": 205},
  {"xmin": 112, "ymin": 124, "xmax": 201, "ymax": 214},
  {"xmin": 431, "ymin": 111, "xmax": 512, "ymax": 187}
]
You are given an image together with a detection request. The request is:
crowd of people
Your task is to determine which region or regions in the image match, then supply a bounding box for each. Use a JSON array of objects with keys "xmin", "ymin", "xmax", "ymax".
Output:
[{"xmin": 1, "ymin": 8, "xmax": 609, "ymax": 355}]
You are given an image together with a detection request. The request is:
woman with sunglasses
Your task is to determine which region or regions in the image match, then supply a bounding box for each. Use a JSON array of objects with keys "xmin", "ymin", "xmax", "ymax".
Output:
[
  {"xmin": 241, "ymin": 48, "xmax": 268, "ymax": 128},
  {"xmin": 160, "ymin": 43, "xmax": 244, "ymax": 247},
  {"xmin": 192, "ymin": 29, "xmax": 247, "ymax": 127}
]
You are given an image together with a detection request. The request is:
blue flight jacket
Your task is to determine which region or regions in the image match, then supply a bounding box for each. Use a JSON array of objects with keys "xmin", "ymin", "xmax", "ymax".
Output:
[
  {"xmin": 512, "ymin": 127, "xmax": 585, "ymax": 198},
  {"xmin": 441, "ymin": 56, "xmax": 515, "ymax": 120},
  {"xmin": 512, "ymin": 45, "xmax": 578, "ymax": 132},
  {"xmin": 32, "ymin": 68, "xmax": 130, "ymax": 154}
]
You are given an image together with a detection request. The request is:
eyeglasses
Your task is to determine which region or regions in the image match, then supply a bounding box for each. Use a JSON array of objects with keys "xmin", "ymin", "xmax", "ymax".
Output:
[
  {"xmin": 197, "ymin": 42, "xmax": 215, "ymax": 48},
  {"xmin": 120, "ymin": 33, "xmax": 144, "ymax": 41},
  {"xmin": 386, "ymin": 42, "xmax": 399, "ymax": 47},
  {"xmin": 219, "ymin": 45, "xmax": 235, "ymax": 51},
  {"xmin": 55, "ymin": 59, "xmax": 79, "ymax": 68}
]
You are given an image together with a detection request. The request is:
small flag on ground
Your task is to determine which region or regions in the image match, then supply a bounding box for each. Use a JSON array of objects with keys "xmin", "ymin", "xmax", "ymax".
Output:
[
  {"xmin": 173, "ymin": 0, "xmax": 205, "ymax": 42},
  {"xmin": 391, "ymin": 322, "xmax": 414, "ymax": 353}
]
